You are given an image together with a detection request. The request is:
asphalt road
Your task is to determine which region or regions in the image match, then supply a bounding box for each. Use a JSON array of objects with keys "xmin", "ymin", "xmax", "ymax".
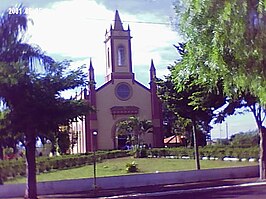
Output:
[
  {"xmin": 116, "ymin": 184, "xmax": 266, "ymax": 199},
  {"xmin": 9, "ymin": 178, "xmax": 266, "ymax": 199},
  {"xmin": 176, "ymin": 185, "xmax": 266, "ymax": 199}
]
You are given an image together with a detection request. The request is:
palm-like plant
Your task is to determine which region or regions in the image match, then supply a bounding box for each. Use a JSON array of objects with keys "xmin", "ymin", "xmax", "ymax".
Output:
[
  {"xmin": 116, "ymin": 116, "xmax": 153, "ymax": 148},
  {"xmin": 0, "ymin": 5, "xmax": 54, "ymax": 68},
  {"xmin": 0, "ymin": 5, "xmax": 57, "ymax": 199}
]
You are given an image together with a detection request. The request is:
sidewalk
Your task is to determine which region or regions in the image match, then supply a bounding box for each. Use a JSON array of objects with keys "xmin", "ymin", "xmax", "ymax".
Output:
[{"xmin": 36, "ymin": 177, "xmax": 261, "ymax": 199}]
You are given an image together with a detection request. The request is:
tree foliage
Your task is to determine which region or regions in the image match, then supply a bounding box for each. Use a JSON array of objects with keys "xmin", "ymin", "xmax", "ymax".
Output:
[
  {"xmin": 158, "ymin": 74, "xmax": 225, "ymax": 132},
  {"xmin": 230, "ymin": 130, "xmax": 259, "ymax": 147},
  {"xmin": 174, "ymin": 0, "xmax": 266, "ymax": 178},
  {"xmin": 0, "ymin": 5, "xmax": 54, "ymax": 69},
  {"xmin": 0, "ymin": 61, "xmax": 90, "ymax": 133},
  {"xmin": 158, "ymin": 42, "xmax": 228, "ymax": 170},
  {"xmin": 174, "ymin": 0, "xmax": 266, "ymax": 104},
  {"xmin": 57, "ymin": 128, "xmax": 71, "ymax": 155},
  {"xmin": 116, "ymin": 116, "xmax": 153, "ymax": 147},
  {"xmin": 0, "ymin": 109, "xmax": 22, "ymax": 159},
  {"xmin": 0, "ymin": 5, "xmax": 93, "ymax": 198},
  {"xmin": 157, "ymin": 43, "xmax": 226, "ymax": 140}
]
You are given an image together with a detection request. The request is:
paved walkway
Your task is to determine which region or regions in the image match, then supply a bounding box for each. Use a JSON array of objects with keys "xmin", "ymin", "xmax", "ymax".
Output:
[{"xmin": 33, "ymin": 177, "xmax": 263, "ymax": 199}]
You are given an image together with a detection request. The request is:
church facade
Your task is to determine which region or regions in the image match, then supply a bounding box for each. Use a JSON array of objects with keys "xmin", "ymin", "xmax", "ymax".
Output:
[{"xmin": 71, "ymin": 11, "xmax": 163, "ymax": 153}]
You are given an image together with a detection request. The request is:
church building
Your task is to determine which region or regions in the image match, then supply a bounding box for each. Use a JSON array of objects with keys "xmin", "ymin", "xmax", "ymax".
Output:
[{"xmin": 71, "ymin": 10, "xmax": 164, "ymax": 153}]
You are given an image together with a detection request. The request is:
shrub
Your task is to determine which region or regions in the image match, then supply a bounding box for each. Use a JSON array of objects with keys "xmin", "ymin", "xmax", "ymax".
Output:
[
  {"xmin": 148, "ymin": 148, "xmax": 160, "ymax": 157},
  {"xmin": 145, "ymin": 146, "xmax": 259, "ymax": 160},
  {"xmin": 133, "ymin": 148, "xmax": 148, "ymax": 158},
  {"xmin": 37, "ymin": 161, "xmax": 46, "ymax": 173},
  {"xmin": 0, "ymin": 150, "xmax": 130, "ymax": 184},
  {"xmin": 126, "ymin": 161, "xmax": 139, "ymax": 173}
]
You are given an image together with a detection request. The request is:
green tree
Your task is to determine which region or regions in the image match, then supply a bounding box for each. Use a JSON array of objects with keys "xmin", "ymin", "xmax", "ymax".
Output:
[
  {"xmin": 0, "ymin": 6, "xmax": 93, "ymax": 198},
  {"xmin": 1, "ymin": 62, "xmax": 92, "ymax": 198},
  {"xmin": 175, "ymin": 0, "xmax": 266, "ymax": 103},
  {"xmin": 230, "ymin": 130, "xmax": 259, "ymax": 147},
  {"xmin": 174, "ymin": 0, "xmax": 266, "ymax": 178},
  {"xmin": 158, "ymin": 74, "xmax": 215, "ymax": 147},
  {"xmin": 157, "ymin": 43, "xmax": 226, "ymax": 170},
  {"xmin": 57, "ymin": 125, "xmax": 71, "ymax": 155},
  {"xmin": 0, "ymin": 109, "xmax": 21, "ymax": 159},
  {"xmin": 157, "ymin": 74, "xmax": 225, "ymax": 169}
]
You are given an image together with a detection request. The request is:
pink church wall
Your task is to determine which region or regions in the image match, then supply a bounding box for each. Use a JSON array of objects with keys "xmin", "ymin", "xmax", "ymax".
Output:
[
  {"xmin": 96, "ymin": 79, "xmax": 153, "ymax": 150},
  {"xmin": 71, "ymin": 11, "xmax": 163, "ymax": 153}
]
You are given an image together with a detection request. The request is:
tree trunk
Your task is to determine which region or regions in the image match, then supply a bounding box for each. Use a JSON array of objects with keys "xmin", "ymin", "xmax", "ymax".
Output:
[
  {"xmin": 0, "ymin": 145, "xmax": 3, "ymax": 160},
  {"xmin": 260, "ymin": 126, "xmax": 266, "ymax": 180},
  {"xmin": 192, "ymin": 119, "xmax": 200, "ymax": 170},
  {"xmin": 249, "ymin": 104, "xmax": 266, "ymax": 180},
  {"xmin": 13, "ymin": 144, "xmax": 18, "ymax": 154},
  {"xmin": 24, "ymin": 132, "xmax": 37, "ymax": 199}
]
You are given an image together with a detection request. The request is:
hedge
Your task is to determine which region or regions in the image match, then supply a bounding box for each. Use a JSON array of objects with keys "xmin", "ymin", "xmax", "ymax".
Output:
[
  {"xmin": 0, "ymin": 150, "xmax": 130, "ymax": 184},
  {"xmin": 0, "ymin": 147, "xmax": 259, "ymax": 184},
  {"xmin": 146, "ymin": 146, "xmax": 259, "ymax": 160}
]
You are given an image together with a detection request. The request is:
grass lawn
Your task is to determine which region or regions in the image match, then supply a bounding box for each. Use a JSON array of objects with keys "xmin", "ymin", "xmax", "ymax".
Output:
[{"xmin": 6, "ymin": 157, "xmax": 258, "ymax": 184}]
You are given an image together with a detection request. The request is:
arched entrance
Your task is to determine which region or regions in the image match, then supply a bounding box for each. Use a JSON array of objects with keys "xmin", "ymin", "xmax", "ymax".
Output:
[
  {"xmin": 111, "ymin": 118, "xmax": 133, "ymax": 150},
  {"xmin": 117, "ymin": 134, "xmax": 131, "ymax": 150}
]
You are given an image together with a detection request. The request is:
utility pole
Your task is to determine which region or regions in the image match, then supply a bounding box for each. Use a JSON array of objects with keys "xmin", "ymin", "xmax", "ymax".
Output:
[
  {"xmin": 92, "ymin": 131, "xmax": 98, "ymax": 190},
  {"xmin": 219, "ymin": 124, "xmax": 222, "ymax": 139},
  {"xmin": 226, "ymin": 122, "xmax": 229, "ymax": 140}
]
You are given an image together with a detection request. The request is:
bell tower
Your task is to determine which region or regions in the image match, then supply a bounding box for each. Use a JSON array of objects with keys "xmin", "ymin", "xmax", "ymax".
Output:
[{"xmin": 104, "ymin": 10, "xmax": 134, "ymax": 82}]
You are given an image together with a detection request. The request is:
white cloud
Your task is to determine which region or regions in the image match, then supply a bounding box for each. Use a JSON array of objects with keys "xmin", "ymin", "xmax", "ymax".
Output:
[
  {"xmin": 25, "ymin": 0, "xmax": 179, "ymax": 83},
  {"xmin": 27, "ymin": 0, "xmax": 111, "ymax": 76}
]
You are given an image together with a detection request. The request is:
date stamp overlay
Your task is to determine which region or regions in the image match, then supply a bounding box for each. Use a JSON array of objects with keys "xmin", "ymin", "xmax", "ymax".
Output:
[{"xmin": 8, "ymin": 7, "xmax": 42, "ymax": 15}]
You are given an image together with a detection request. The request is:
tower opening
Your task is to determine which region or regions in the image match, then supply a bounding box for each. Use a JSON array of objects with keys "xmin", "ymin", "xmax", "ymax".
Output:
[{"xmin": 117, "ymin": 46, "xmax": 125, "ymax": 66}]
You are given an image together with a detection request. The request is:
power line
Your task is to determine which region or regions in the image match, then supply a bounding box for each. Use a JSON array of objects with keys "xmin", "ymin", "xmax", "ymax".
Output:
[
  {"xmin": 122, "ymin": 19, "xmax": 171, "ymax": 25},
  {"xmin": 85, "ymin": 17, "xmax": 173, "ymax": 26}
]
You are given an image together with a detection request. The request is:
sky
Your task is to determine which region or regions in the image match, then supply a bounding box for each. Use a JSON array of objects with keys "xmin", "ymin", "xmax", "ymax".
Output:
[{"xmin": 0, "ymin": 0, "xmax": 263, "ymax": 139}]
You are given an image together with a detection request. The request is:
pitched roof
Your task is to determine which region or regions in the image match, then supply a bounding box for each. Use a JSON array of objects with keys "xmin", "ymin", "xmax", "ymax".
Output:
[{"xmin": 164, "ymin": 135, "xmax": 184, "ymax": 144}]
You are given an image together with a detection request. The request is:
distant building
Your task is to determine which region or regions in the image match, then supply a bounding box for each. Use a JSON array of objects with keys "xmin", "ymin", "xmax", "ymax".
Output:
[
  {"xmin": 70, "ymin": 10, "xmax": 164, "ymax": 152},
  {"xmin": 164, "ymin": 135, "xmax": 186, "ymax": 147}
]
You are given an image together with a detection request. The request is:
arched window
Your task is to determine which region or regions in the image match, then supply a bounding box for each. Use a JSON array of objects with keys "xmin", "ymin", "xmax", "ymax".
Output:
[
  {"xmin": 117, "ymin": 46, "xmax": 125, "ymax": 66},
  {"xmin": 107, "ymin": 47, "xmax": 110, "ymax": 68}
]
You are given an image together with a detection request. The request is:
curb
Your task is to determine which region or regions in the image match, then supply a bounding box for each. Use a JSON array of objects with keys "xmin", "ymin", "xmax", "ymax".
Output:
[{"xmin": 0, "ymin": 166, "xmax": 259, "ymax": 198}]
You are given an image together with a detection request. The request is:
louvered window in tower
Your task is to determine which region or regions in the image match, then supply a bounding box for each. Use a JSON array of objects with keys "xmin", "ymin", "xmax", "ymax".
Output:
[{"xmin": 117, "ymin": 46, "xmax": 125, "ymax": 66}]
